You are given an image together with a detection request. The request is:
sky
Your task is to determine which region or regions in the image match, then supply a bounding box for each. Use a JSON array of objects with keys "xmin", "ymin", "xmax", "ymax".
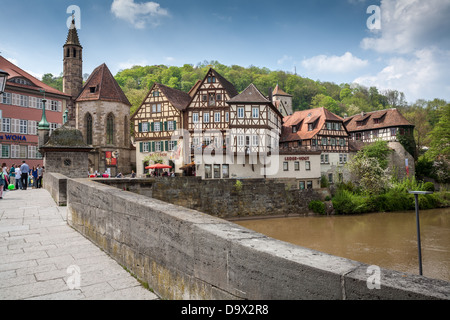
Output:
[{"xmin": 1, "ymin": 0, "xmax": 449, "ymax": 103}]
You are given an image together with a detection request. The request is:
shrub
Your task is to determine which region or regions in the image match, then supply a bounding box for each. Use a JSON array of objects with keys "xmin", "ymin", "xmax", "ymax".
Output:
[
  {"xmin": 332, "ymin": 190, "xmax": 368, "ymax": 215},
  {"xmin": 308, "ymin": 200, "xmax": 326, "ymax": 215},
  {"xmin": 422, "ymin": 182, "xmax": 435, "ymax": 192}
]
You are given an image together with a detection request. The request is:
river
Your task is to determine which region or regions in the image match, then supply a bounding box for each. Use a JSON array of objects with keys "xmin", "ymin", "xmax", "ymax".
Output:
[{"xmin": 235, "ymin": 207, "xmax": 450, "ymax": 282}]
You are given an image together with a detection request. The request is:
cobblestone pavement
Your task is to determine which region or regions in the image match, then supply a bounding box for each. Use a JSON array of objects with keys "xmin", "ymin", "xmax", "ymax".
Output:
[{"xmin": 0, "ymin": 187, "xmax": 159, "ymax": 300}]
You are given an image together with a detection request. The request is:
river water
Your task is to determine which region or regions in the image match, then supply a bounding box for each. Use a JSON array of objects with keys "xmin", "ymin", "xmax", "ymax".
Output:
[{"xmin": 235, "ymin": 207, "xmax": 450, "ymax": 282}]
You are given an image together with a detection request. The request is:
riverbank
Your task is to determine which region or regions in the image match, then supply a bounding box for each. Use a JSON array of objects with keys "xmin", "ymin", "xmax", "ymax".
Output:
[{"xmin": 328, "ymin": 179, "xmax": 450, "ymax": 215}]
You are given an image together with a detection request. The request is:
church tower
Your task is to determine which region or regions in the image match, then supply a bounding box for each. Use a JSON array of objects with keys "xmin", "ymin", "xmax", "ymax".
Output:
[{"xmin": 63, "ymin": 17, "xmax": 83, "ymax": 99}]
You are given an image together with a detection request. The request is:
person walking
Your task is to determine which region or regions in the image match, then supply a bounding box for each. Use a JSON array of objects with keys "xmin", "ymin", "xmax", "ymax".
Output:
[
  {"xmin": 0, "ymin": 169, "xmax": 5, "ymax": 199},
  {"xmin": 37, "ymin": 165, "xmax": 44, "ymax": 188},
  {"xmin": 20, "ymin": 161, "xmax": 30, "ymax": 191}
]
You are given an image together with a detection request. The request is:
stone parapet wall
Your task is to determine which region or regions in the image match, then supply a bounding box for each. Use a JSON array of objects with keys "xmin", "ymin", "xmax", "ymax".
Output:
[
  {"xmin": 43, "ymin": 172, "xmax": 68, "ymax": 206},
  {"xmin": 66, "ymin": 177, "xmax": 450, "ymax": 300}
]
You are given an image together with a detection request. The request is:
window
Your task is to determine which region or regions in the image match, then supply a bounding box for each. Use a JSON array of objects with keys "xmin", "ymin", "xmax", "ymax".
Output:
[
  {"xmin": 214, "ymin": 112, "xmax": 221, "ymax": 123},
  {"xmin": 143, "ymin": 142, "xmax": 149, "ymax": 153},
  {"xmin": 205, "ymin": 165, "xmax": 212, "ymax": 179},
  {"xmin": 28, "ymin": 146, "xmax": 37, "ymax": 159},
  {"xmin": 142, "ymin": 122, "xmax": 149, "ymax": 132},
  {"xmin": 19, "ymin": 120, "xmax": 28, "ymax": 134},
  {"xmin": 204, "ymin": 113, "xmax": 210, "ymax": 123},
  {"xmin": 307, "ymin": 181, "xmax": 313, "ymax": 189},
  {"xmin": 155, "ymin": 141, "xmax": 162, "ymax": 152},
  {"xmin": 19, "ymin": 145, "xmax": 27, "ymax": 158},
  {"xmin": 283, "ymin": 162, "xmax": 289, "ymax": 171},
  {"xmin": 1, "ymin": 145, "xmax": 10, "ymax": 158},
  {"xmin": 153, "ymin": 91, "xmax": 160, "ymax": 97},
  {"xmin": 299, "ymin": 181, "xmax": 305, "ymax": 190},
  {"xmin": 209, "ymin": 93, "xmax": 216, "ymax": 106},
  {"xmin": 11, "ymin": 145, "xmax": 19, "ymax": 158},
  {"xmin": 237, "ymin": 135, "xmax": 244, "ymax": 147},
  {"xmin": 252, "ymin": 135, "xmax": 259, "ymax": 147},
  {"xmin": 225, "ymin": 112, "xmax": 229, "ymax": 122},
  {"xmin": 167, "ymin": 121, "xmax": 174, "ymax": 131},
  {"xmin": 2, "ymin": 118, "xmax": 10, "ymax": 133},
  {"xmin": 294, "ymin": 161, "xmax": 300, "ymax": 171},
  {"xmin": 89, "ymin": 86, "xmax": 96, "ymax": 93},
  {"xmin": 252, "ymin": 107, "xmax": 259, "ymax": 118},
  {"xmin": 245, "ymin": 136, "xmax": 250, "ymax": 147},
  {"xmin": 28, "ymin": 121, "xmax": 37, "ymax": 135},
  {"xmin": 322, "ymin": 138, "xmax": 327, "ymax": 146},
  {"xmin": 292, "ymin": 126, "xmax": 297, "ymax": 133},
  {"xmin": 1, "ymin": 92, "xmax": 11, "ymax": 105},
  {"xmin": 390, "ymin": 128, "xmax": 397, "ymax": 136},
  {"xmin": 308, "ymin": 123, "xmax": 314, "ymax": 131},
  {"xmin": 328, "ymin": 174, "xmax": 333, "ymax": 184},
  {"xmin": 222, "ymin": 164, "xmax": 229, "ymax": 179},
  {"xmin": 106, "ymin": 114, "xmax": 114, "ymax": 145},
  {"xmin": 305, "ymin": 161, "xmax": 311, "ymax": 171},
  {"xmin": 168, "ymin": 140, "xmax": 176, "ymax": 151},
  {"xmin": 154, "ymin": 122, "xmax": 161, "ymax": 132},
  {"xmin": 238, "ymin": 107, "xmax": 244, "ymax": 119},
  {"xmin": 86, "ymin": 113, "xmax": 93, "ymax": 145},
  {"xmin": 340, "ymin": 138, "xmax": 345, "ymax": 147},
  {"xmin": 207, "ymin": 76, "xmax": 216, "ymax": 83},
  {"xmin": 193, "ymin": 113, "xmax": 199, "ymax": 123},
  {"xmin": 214, "ymin": 165, "xmax": 221, "ymax": 179},
  {"xmin": 157, "ymin": 104, "xmax": 162, "ymax": 113}
]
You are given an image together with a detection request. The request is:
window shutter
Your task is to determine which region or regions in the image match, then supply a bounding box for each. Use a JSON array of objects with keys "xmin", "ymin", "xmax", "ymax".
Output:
[
  {"xmin": 138, "ymin": 123, "xmax": 142, "ymax": 133},
  {"xmin": 140, "ymin": 142, "xmax": 143, "ymax": 152},
  {"xmin": 151, "ymin": 122, "xmax": 154, "ymax": 132},
  {"xmin": 147, "ymin": 142, "xmax": 151, "ymax": 152},
  {"xmin": 165, "ymin": 141, "xmax": 169, "ymax": 152},
  {"xmin": 151, "ymin": 142, "xmax": 155, "ymax": 152},
  {"xmin": 173, "ymin": 121, "xmax": 177, "ymax": 130},
  {"xmin": 164, "ymin": 121, "xmax": 168, "ymax": 131}
]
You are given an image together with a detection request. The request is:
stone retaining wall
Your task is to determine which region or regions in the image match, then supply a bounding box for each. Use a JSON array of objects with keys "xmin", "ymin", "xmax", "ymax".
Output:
[{"xmin": 65, "ymin": 175, "xmax": 450, "ymax": 300}]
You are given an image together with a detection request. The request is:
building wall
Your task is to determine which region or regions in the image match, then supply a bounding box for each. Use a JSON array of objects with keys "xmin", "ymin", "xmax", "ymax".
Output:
[
  {"xmin": 76, "ymin": 100, "xmax": 134, "ymax": 175},
  {"xmin": 1, "ymin": 90, "xmax": 67, "ymax": 167}
]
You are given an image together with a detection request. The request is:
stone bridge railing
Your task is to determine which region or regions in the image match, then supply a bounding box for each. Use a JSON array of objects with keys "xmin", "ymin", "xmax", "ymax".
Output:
[{"xmin": 44, "ymin": 173, "xmax": 450, "ymax": 300}]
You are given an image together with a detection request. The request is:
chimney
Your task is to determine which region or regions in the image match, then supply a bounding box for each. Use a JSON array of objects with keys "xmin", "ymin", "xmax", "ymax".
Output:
[{"xmin": 268, "ymin": 87, "xmax": 273, "ymax": 102}]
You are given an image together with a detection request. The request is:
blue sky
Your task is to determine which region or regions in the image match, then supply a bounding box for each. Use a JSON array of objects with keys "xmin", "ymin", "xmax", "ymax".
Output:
[{"xmin": 1, "ymin": 0, "xmax": 449, "ymax": 103}]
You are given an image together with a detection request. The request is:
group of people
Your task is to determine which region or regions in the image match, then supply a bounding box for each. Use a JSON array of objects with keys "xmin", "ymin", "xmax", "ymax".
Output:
[{"xmin": 0, "ymin": 161, "xmax": 45, "ymax": 199}]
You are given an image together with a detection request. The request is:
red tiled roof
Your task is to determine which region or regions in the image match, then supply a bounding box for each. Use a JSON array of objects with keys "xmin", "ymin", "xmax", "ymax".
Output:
[
  {"xmin": 281, "ymin": 107, "xmax": 344, "ymax": 142},
  {"xmin": 0, "ymin": 55, "xmax": 70, "ymax": 98},
  {"xmin": 76, "ymin": 63, "xmax": 131, "ymax": 106},
  {"xmin": 344, "ymin": 109, "xmax": 414, "ymax": 132},
  {"xmin": 157, "ymin": 83, "xmax": 192, "ymax": 111}
]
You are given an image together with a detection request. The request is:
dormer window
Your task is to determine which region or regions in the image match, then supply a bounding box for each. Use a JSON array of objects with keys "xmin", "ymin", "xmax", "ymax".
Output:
[
  {"xmin": 356, "ymin": 121, "xmax": 364, "ymax": 127},
  {"xmin": 308, "ymin": 123, "xmax": 314, "ymax": 131},
  {"xmin": 292, "ymin": 125, "xmax": 297, "ymax": 133},
  {"xmin": 89, "ymin": 86, "xmax": 96, "ymax": 93}
]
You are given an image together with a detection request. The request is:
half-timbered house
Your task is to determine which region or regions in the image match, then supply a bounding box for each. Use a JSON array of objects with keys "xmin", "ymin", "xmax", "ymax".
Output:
[
  {"xmin": 132, "ymin": 83, "xmax": 192, "ymax": 175},
  {"xmin": 281, "ymin": 107, "xmax": 351, "ymax": 184},
  {"xmin": 185, "ymin": 68, "xmax": 239, "ymax": 169}
]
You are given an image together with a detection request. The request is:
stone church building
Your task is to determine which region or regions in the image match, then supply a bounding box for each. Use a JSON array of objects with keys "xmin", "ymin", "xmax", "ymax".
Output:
[{"xmin": 62, "ymin": 17, "xmax": 135, "ymax": 176}]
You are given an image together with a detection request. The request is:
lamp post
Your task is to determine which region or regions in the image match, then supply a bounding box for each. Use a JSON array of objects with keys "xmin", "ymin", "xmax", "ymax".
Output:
[
  {"xmin": 408, "ymin": 190, "xmax": 434, "ymax": 276},
  {"xmin": 0, "ymin": 69, "xmax": 10, "ymax": 95}
]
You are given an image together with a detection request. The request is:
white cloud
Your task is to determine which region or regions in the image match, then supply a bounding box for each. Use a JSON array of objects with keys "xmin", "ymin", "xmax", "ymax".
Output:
[
  {"xmin": 301, "ymin": 52, "xmax": 368, "ymax": 74},
  {"xmin": 361, "ymin": 0, "xmax": 450, "ymax": 54},
  {"xmin": 354, "ymin": 48, "xmax": 450, "ymax": 102},
  {"xmin": 111, "ymin": 0, "xmax": 169, "ymax": 29},
  {"xmin": 277, "ymin": 55, "xmax": 293, "ymax": 65}
]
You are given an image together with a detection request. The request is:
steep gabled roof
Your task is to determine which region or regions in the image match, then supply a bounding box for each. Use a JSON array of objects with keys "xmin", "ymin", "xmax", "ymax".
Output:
[
  {"xmin": 76, "ymin": 63, "xmax": 131, "ymax": 106},
  {"xmin": 227, "ymin": 83, "xmax": 270, "ymax": 104},
  {"xmin": 0, "ymin": 55, "xmax": 70, "ymax": 98},
  {"xmin": 64, "ymin": 17, "xmax": 82, "ymax": 47},
  {"xmin": 211, "ymin": 68, "xmax": 239, "ymax": 98},
  {"xmin": 344, "ymin": 109, "xmax": 414, "ymax": 132},
  {"xmin": 157, "ymin": 83, "xmax": 192, "ymax": 111},
  {"xmin": 281, "ymin": 107, "xmax": 344, "ymax": 142}
]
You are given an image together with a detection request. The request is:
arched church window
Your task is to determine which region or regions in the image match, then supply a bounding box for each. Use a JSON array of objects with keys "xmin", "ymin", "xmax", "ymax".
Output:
[
  {"xmin": 106, "ymin": 113, "xmax": 115, "ymax": 145},
  {"xmin": 85, "ymin": 113, "xmax": 93, "ymax": 145}
]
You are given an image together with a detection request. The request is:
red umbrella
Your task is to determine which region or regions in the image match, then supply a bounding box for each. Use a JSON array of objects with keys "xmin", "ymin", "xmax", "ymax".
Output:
[{"xmin": 145, "ymin": 163, "xmax": 172, "ymax": 170}]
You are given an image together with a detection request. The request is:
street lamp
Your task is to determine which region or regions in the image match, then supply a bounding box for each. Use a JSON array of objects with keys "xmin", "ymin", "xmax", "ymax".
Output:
[
  {"xmin": 0, "ymin": 69, "xmax": 10, "ymax": 95},
  {"xmin": 408, "ymin": 190, "xmax": 434, "ymax": 276}
]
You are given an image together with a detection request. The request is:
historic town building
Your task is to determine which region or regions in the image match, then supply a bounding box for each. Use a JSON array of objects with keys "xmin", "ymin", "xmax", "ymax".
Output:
[
  {"xmin": 0, "ymin": 55, "xmax": 71, "ymax": 168},
  {"xmin": 281, "ymin": 107, "xmax": 351, "ymax": 184},
  {"xmin": 63, "ymin": 17, "xmax": 135, "ymax": 176},
  {"xmin": 344, "ymin": 108, "xmax": 416, "ymax": 180},
  {"xmin": 132, "ymin": 83, "xmax": 192, "ymax": 175}
]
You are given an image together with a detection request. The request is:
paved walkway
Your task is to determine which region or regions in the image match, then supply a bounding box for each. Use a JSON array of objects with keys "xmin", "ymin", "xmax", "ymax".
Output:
[{"xmin": 0, "ymin": 187, "xmax": 159, "ymax": 300}]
